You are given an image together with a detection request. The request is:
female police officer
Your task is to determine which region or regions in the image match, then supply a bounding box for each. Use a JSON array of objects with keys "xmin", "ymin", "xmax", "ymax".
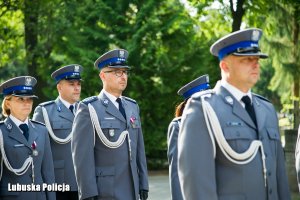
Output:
[
  {"xmin": 167, "ymin": 74, "xmax": 210, "ymax": 200},
  {"xmin": 0, "ymin": 76, "xmax": 55, "ymax": 200}
]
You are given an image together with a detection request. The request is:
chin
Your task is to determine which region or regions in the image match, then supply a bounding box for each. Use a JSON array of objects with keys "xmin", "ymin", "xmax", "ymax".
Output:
[
  {"xmin": 120, "ymin": 85, "xmax": 127, "ymax": 90},
  {"xmin": 73, "ymin": 97, "xmax": 80, "ymax": 101}
]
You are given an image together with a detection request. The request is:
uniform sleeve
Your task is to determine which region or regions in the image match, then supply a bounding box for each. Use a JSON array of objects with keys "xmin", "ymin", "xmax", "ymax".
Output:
[
  {"xmin": 41, "ymin": 128, "xmax": 56, "ymax": 200},
  {"xmin": 167, "ymin": 120, "xmax": 183, "ymax": 200},
  {"xmin": 266, "ymin": 105, "xmax": 291, "ymax": 199},
  {"xmin": 136, "ymin": 104, "xmax": 149, "ymax": 191},
  {"xmin": 32, "ymin": 105, "xmax": 45, "ymax": 123},
  {"xmin": 178, "ymin": 98, "xmax": 218, "ymax": 200},
  {"xmin": 276, "ymin": 140, "xmax": 291, "ymax": 199},
  {"xmin": 71, "ymin": 102, "xmax": 98, "ymax": 199}
]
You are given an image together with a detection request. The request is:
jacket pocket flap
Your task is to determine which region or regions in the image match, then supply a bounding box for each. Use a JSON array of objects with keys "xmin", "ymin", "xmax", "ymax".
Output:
[{"xmin": 267, "ymin": 128, "xmax": 280, "ymax": 140}]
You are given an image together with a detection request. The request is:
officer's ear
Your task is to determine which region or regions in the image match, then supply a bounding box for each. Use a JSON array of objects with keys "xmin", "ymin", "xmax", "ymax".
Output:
[
  {"xmin": 99, "ymin": 70, "xmax": 105, "ymax": 81},
  {"xmin": 220, "ymin": 57, "xmax": 230, "ymax": 73},
  {"xmin": 56, "ymin": 81, "xmax": 63, "ymax": 92}
]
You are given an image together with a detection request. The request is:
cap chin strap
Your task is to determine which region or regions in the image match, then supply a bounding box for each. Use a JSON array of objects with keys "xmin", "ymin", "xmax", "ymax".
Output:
[
  {"xmin": 88, "ymin": 104, "xmax": 132, "ymax": 159},
  {"xmin": 42, "ymin": 107, "xmax": 72, "ymax": 144},
  {"xmin": 201, "ymin": 92, "xmax": 267, "ymax": 187},
  {"xmin": 0, "ymin": 129, "xmax": 35, "ymax": 183}
]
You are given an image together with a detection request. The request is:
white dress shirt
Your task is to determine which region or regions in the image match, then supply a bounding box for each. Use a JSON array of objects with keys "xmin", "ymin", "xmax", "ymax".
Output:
[
  {"xmin": 9, "ymin": 115, "xmax": 29, "ymax": 134},
  {"xmin": 220, "ymin": 80, "xmax": 252, "ymax": 107},
  {"xmin": 102, "ymin": 89, "xmax": 123, "ymax": 109}
]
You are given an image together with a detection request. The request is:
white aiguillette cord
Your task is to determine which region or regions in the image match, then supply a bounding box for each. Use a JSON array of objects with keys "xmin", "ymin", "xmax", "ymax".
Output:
[
  {"xmin": 0, "ymin": 129, "xmax": 35, "ymax": 183},
  {"xmin": 201, "ymin": 93, "xmax": 267, "ymax": 187},
  {"xmin": 88, "ymin": 104, "xmax": 132, "ymax": 159},
  {"xmin": 42, "ymin": 107, "xmax": 72, "ymax": 144}
]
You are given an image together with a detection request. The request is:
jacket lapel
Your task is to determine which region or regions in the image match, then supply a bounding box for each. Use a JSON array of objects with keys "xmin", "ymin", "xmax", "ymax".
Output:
[
  {"xmin": 5, "ymin": 118, "xmax": 31, "ymax": 149},
  {"xmin": 232, "ymin": 101, "xmax": 256, "ymax": 129},
  {"xmin": 27, "ymin": 120, "xmax": 39, "ymax": 146},
  {"xmin": 215, "ymin": 83, "xmax": 256, "ymax": 129},
  {"xmin": 252, "ymin": 96, "xmax": 266, "ymax": 132},
  {"xmin": 56, "ymin": 98, "xmax": 74, "ymax": 122},
  {"xmin": 122, "ymin": 99, "xmax": 131, "ymax": 127},
  {"xmin": 99, "ymin": 91, "xmax": 126, "ymax": 122}
]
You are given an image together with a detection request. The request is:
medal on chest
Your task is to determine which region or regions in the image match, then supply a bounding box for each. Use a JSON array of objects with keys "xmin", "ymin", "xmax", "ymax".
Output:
[
  {"xmin": 109, "ymin": 129, "xmax": 115, "ymax": 137},
  {"xmin": 31, "ymin": 141, "xmax": 38, "ymax": 156},
  {"xmin": 130, "ymin": 116, "xmax": 137, "ymax": 128}
]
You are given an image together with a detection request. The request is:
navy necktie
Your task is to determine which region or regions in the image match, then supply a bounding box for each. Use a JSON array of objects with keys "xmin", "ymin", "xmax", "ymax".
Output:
[
  {"xmin": 69, "ymin": 105, "xmax": 74, "ymax": 114},
  {"xmin": 241, "ymin": 96, "xmax": 257, "ymax": 126},
  {"xmin": 19, "ymin": 124, "xmax": 29, "ymax": 141},
  {"xmin": 116, "ymin": 98, "xmax": 126, "ymax": 119}
]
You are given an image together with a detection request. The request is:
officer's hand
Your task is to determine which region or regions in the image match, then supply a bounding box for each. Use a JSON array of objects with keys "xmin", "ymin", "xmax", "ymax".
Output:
[{"xmin": 139, "ymin": 189, "xmax": 148, "ymax": 200}]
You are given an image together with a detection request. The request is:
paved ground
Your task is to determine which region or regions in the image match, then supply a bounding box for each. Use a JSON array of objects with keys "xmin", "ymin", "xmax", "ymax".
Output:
[
  {"xmin": 147, "ymin": 172, "xmax": 300, "ymax": 200},
  {"xmin": 148, "ymin": 171, "xmax": 171, "ymax": 200}
]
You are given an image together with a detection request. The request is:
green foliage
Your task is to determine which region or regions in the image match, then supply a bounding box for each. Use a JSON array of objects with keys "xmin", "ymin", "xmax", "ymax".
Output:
[
  {"xmin": 124, "ymin": 0, "xmax": 219, "ymax": 159},
  {"xmin": 0, "ymin": 3, "xmax": 26, "ymax": 81},
  {"xmin": 256, "ymin": 0, "xmax": 300, "ymax": 128}
]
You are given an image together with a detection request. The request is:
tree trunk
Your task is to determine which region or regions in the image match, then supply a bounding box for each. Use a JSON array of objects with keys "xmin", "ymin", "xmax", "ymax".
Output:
[
  {"xmin": 24, "ymin": 0, "xmax": 47, "ymax": 107},
  {"xmin": 230, "ymin": 0, "xmax": 245, "ymax": 32}
]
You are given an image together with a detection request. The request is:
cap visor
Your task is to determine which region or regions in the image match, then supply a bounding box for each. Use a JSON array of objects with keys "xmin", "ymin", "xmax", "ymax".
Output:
[
  {"xmin": 232, "ymin": 52, "xmax": 268, "ymax": 59},
  {"xmin": 107, "ymin": 65, "xmax": 130, "ymax": 69},
  {"xmin": 64, "ymin": 78, "xmax": 82, "ymax": 81},
  {"xmin": 12, "ymin": 94, "xmax": 38, "ymax": 99}
]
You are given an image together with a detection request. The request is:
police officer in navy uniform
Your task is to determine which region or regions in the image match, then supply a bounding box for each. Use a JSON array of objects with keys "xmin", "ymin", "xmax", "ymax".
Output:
[
  {"xmin": 167, "ymin": 75, "xmax": 210, "ymax": 200},
  {"xmin": 178, "ymin": 28, "xmax": 291, "ymax": 200},
  {"xmin": 71, "ymin": 49, "xmax": 149, "ymax": 200},
  {"xmin": 0, "ymin": 76, "xmax": 55, "ymax": 200},
  {"xmin": 33, "ymin": 65, "xmax": 83, "ymax": 200}
]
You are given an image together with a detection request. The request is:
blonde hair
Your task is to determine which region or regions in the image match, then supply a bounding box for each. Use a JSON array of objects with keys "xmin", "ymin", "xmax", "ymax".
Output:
[
  {"xmin": 175, "ymin": 100, "xmax": 188, "ymax": 118},
  {"xmin": 2, "ymin": 95, "xmax": 12, "ymax": 117}
]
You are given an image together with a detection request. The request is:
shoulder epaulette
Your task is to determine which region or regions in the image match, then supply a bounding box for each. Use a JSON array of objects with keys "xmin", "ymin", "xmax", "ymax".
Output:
[
  {"xmin": 82, "ymin": 96, "xmax": 98, "ymax": 105},
  {"xmin": 191, "ymin": 89, "xmax": 214, "ymax": 99},
  {"xmin": 124, "ymin": 96, "xmax": 137, "ymax": 104},
  {"xmin": 39, "ymin": 100, "xmax": 55, "ymax": 107},
  {"xmin": 253, "ymin": 93, "xmax": 270, "ymax": 103},
  {"xmin": 30, "ymin": 119, "xmax": 45, "ymax": 126}
]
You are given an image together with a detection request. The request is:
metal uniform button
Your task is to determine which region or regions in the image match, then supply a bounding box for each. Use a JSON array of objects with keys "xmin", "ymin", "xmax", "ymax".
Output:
[{"xmin": 268, "ymin": 171, "xmax": 271, "ymax": 176}]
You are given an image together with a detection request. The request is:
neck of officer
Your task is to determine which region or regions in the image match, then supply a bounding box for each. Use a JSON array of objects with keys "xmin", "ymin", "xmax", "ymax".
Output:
[
  {"xmin": 10, "ymin": 114, "xmax": 28, "ymax": 124},
  {"xmin": 224, "ymin": 79, "xmax": 251, "ymax": 93},
  {"xmin": 221, "ymin": 70, "xmax": 252, "ymax": 93},
  {"xmin": 103, "ymin": 88, "xmax": 122, "ymax": 98}
]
